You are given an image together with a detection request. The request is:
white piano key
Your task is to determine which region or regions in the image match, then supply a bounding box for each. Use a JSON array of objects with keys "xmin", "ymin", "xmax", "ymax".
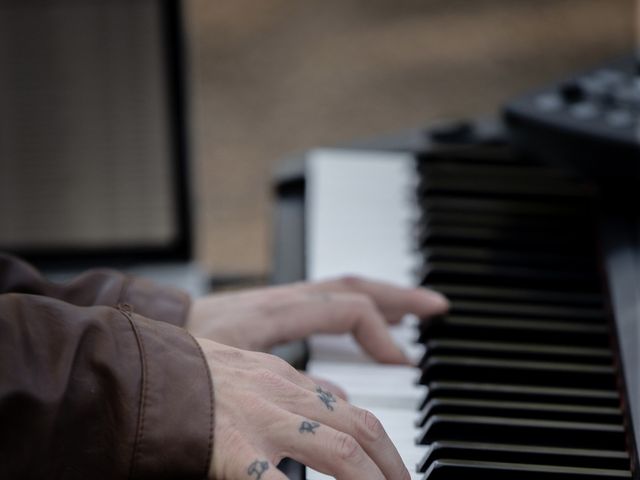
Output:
[
  {"xmin": 309, "ymin": 362, "xmax": 424, "ymax": 409},
  {"xmin": 305, "ymin": 404, "xmax": 425, "ymax": 480},
  {"xmin": 306, "ymin": 470, "xmax": 423, "ymax": 480},
  {"xmin": 306, "ymin": 149, "xmax": 419, "ymax": 286},
  {"xmin": 302, "ymin": 407, "xmax": 425, "ymax": 477},
  {"xmin": 304, "ymin": 150, "xmax": 424, "ymax": 480},
  {"xmin": 304, "ymin": 471, "xmax": 332, "ymax": 480}
]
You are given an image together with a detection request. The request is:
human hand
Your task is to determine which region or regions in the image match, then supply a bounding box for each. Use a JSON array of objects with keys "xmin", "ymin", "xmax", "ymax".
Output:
[
  {"xmin": 196, "ymin": 338, "xmax": 411, "ymax": 479},
  {"xmin": 187, "ymin": 276, "xmax": 448, "ymax": 364}
]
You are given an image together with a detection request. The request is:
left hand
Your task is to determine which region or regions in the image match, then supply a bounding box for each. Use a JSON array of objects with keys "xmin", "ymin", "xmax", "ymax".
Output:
[
  {"xmin": 187, "ymin": 276, "xmax": 448, "ymax": 365},
  {"xmin": 196, "ymin": 338, "xmax": 412, "ymax": 479}
]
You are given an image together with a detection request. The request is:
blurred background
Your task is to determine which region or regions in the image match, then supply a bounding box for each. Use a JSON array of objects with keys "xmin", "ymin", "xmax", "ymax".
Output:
[
  {"xmin": 185, "ymin": 0, "xmax": 635, "ymax": 277},
  {"xmin": 0, "ymin": 0, "xmax": 636, "ymax": 281}
]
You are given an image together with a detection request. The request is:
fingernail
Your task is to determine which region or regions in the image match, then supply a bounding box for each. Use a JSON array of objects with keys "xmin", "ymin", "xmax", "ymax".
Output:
[{"xmin": 423, "ymin": 289, "xmax": 450, "ymax": 310}]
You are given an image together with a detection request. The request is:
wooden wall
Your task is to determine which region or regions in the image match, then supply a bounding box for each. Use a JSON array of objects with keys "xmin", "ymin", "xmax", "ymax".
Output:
[{"xmin": 184, "ymin": 0, "xmax": 635, "ymax": 276}]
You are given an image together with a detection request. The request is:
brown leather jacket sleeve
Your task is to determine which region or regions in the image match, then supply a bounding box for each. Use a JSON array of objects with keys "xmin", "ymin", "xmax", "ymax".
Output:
[
  {"xmin": 0, "ymin": 293, "xmax": 213, "ymax": 479},
  {"xmin": 0, "ymin": 253, "xmax": 191, "ymax": 327},
  {"xmin": 0, "ymin": 255, "xmax": 214, "ymax": 478}
]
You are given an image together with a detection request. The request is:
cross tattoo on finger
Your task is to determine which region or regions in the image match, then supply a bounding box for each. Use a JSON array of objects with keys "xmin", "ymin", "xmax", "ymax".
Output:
[
  {"xmin": 247, "ymin": 459, "xmax": 269, "ymax": 479},
  {"xmin": 299, "ymin": 420, "xmax": 320, "ymax": 434},
  {"xmin": 316, "ymin": 386, "xmax": 336, "ymax": 411}
]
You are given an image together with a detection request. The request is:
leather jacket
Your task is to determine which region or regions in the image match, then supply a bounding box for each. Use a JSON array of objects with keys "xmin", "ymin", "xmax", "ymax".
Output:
[{"xmin": 0, "ymin": 254, "xmax": 213, "ymax": 479}]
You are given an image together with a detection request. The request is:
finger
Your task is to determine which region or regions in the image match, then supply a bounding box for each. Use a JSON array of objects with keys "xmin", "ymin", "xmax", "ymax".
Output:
[
  {"xmin": 243, "ymin": 370, "xmax": 409, "ymax": 479},
  {"xmin": 229, "ymin": 443, "xmax": 287, "ymax": 480},
  {"xmin": 305, "ymin": 276, "xmax": 450, "ymax": 322},
  {"xmin": 271, "ymin": 411, "xmax": 387, "ymax": 480},
  {"xmin": 279, "ymin": 292, "xmax": 409, "ymax": 364},
  {"xmin": 221, "ymin": 438, "xmax": 284, "ymax": 479},
  {"xmin": 344, "ymin": 296, "xmax": 409, "ymax": 364},
  {"xmin": 304, "ymin": 373, "xmax": 348, "ymax": 400},
  {"xmin": 283, "ymin": 384, "xmax": 410, "ymax": 480}
]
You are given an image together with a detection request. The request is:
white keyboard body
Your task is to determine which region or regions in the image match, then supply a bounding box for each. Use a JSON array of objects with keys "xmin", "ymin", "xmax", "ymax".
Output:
[{"xmin": 305, "ymin": 149, "xmax": 425, "ymax": 480}]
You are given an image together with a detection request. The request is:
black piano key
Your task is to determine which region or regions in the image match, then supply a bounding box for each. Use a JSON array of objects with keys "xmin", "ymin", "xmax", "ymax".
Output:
[
  {"xmin": 418, "ymin": 316, "xmax": 609, "ymax": 346},
  {"xmin": 422, "ymin": 459, "xmax": 631, "ymax": 480},
  {"xmin": 419, "ymin": 206, "xmax": 588, "ymax": 231},
  {"xmin": 416, "ymin": 415, "xmax": 627, "ymax": 450},
  {"xmin": 420, "ymin": 157, "xmax": 558, "ymax": 172},
  {"xmin": 420, "ymin": 162, "xmax": 586, "ymax": 187},
  {"xmin": 416, "ymin": 398, "xmax": 622, "ymax": 427},
  {"xmin": 424, "ymin": 283, "xmax": 603, "ymax": 308},
  {"xmin": 418, "ymin": 382, "xmax": 621, "ymax": 411},
  {"xmin": 417, "ymin": 441, "xmax": 630, "ymax": 473},
  {"xmin": 421, "ymin": 339, "xmax": 612, "ymax": 365},
  {"xmin": 419, "ymin": 356, "xmax": 616, "ymax": 389},
  {"xmin": 416, "ymin": 145, "xmax": 522, "ymax": 165},
  {"xmin": 404, "ymin": 150, "xmax": 632, "ymax": 480},
  {"xmin": 448, "ymin": 300, "xmax": 604, "ymax": 322},
  {"xmin": 422, "ymin": 261, "xmax": 598, "ymax": 291},
  {"xmin": 422, "ymin": 245, "xmax": 593, "ymax": 270},
  {"xmin": 416, "ymin": 146, "xmax": 518, "ymax": 166},
  {"xmin": 421, "ymin": 194, "xmax": 587, "ymax": 218},
  {"xmin": 421, "ymin": 210, "xmax": 587, "ymax": 230},
  {"xmin": 420, "ymin": 224, "xmax": 587, "ymax": 251},
  {"xmin": 420, "ymin": 223, "xmax": 591, "ymax": 253},
  {"xmin": 418, "ymin": 173, "xmax": 590, "ymax": 199}
]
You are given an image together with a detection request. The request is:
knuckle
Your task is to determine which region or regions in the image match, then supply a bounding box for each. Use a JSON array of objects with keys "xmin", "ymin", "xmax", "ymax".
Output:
[
  {"xmin": 254, "ymin": 368, "xmax": 288, "ymax": 390},
  {"xmin": 357, "ymin": 408, "xmax": 385, "ymax": 442},
  {"xmin": 340, "ymin": 275, "xmax": 365, "ymax": 291},
  {"xmin": 263, "ymin": 353, "xmax": 300, "ymax": 379},
  {"xmin": 349, "ymin": 297, "xmax": 381, "ymax": 328},
  {"xmin": 350, "ymin": 294, "xmax": 376, "ymax": 315},
  {"xmin": 282, "ymin": 363, "xmax": 303, "ymax": 382},
  {"xmin": 269, "ymin": 353, "xmax": 294, "ymax": 371},
  {"xmin": 255, "ymin": 350, "xmax": 280, "ymax": 365},
  {"xmin": 240, "ymin": 390, "xmax": 272, "ymax": 413},
  {"xmin": 333, "ymin": 432, "xmax": 362, "ymax": 463}
]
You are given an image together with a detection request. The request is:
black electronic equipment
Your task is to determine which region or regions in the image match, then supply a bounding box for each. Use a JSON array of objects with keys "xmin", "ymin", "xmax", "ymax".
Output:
[{"xmin": 504, "ymin": 56, "xmax": 640, "ymax": 179}]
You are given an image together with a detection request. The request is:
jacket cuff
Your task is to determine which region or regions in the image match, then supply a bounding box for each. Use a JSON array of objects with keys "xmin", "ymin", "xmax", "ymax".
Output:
[
  {"xmin": 0, "ymin": 254, "xmax": 192, "ymax": 327},
  {"xmin": 126, "ymin": 312, "xmax": 213, "ymax": 480},
  {"xmin": 61, "ymin": 269, "xmax": 192, "ymax": 327},
  {"xmin": 121, "ymin": 275, "xmax": 192, "ymax": 328}
]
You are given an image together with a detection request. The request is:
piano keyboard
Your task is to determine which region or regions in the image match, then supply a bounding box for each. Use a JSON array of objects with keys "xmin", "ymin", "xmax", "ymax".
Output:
[{"xmin": 304, "ymin": 147, "xmax": 632, "ymax": 479}]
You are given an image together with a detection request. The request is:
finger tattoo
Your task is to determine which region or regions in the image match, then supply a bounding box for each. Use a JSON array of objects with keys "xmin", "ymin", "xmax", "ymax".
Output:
[
  {"xmin": 316, "ymin": 386, "xmax": 336, "ymax": 411},
  {"xmin": 299, "ymin": 420, "xmax": 321, "ymax": 434},
  {"xmin": 247, "ymin": 459, "xmax": 269, "ymax": 479}
]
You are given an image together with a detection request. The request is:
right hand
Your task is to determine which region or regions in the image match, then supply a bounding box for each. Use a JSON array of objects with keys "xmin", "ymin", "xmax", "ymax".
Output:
[
  {"xmin": 188, "ymin": 276, "xmax": 449, "ymax": 364},
  {"xmin": 196, "ymin": 338, "xmax": 411, "ymax": 480}
]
